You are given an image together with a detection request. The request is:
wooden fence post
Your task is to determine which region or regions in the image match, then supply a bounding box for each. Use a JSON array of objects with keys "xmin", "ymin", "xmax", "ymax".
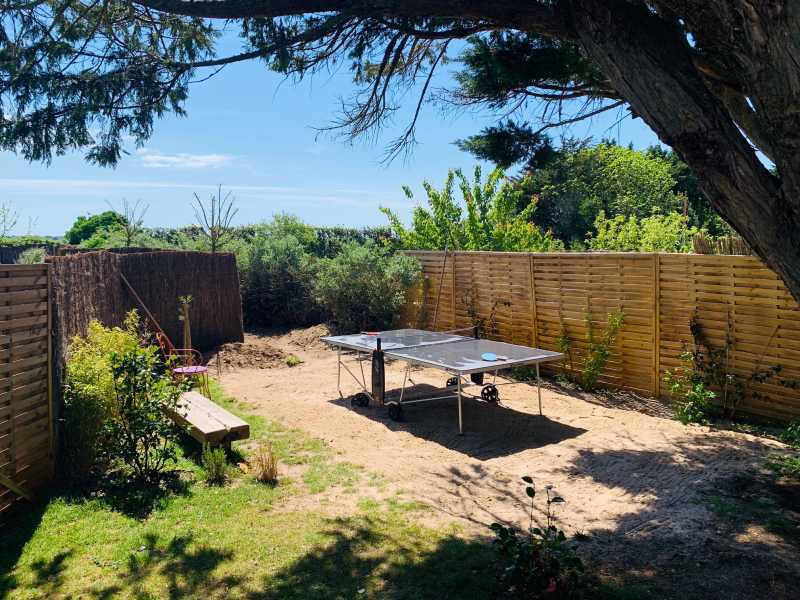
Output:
[
  {"xmin": 652, "ymin": 253, "xmax": 661, "ymax": 397},
  {"xmin": 529, "ymin": 253, "xmax": 539, "ymax": 347},
  {"xmin": 451, "ymin": 252, "xmax": 457, "ymax": 330},
  {"xmin": 47, "ymin": 263, "xmax": 54, "ymax": 476}
]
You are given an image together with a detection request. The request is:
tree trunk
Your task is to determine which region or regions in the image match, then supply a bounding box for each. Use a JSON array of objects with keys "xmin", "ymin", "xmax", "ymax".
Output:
[{"xmin": 567, "ymin": 0, "xmax": 800, "ymax": 304}]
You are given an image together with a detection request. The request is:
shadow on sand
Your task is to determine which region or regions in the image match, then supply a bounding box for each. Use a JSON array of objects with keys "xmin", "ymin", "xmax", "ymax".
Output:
[{"xmin": 330, "ymin": 382, "xmax": 586, "ymax": 459}]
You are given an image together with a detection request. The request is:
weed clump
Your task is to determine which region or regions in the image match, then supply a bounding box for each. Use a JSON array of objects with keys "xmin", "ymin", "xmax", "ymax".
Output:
[
  {"xmin": 247, "ymin": 443, "xmax": 279, "ymax": 484},
  {"xmin": 201, "ymin": 444, "xmax": 228, "ymax": 485}
]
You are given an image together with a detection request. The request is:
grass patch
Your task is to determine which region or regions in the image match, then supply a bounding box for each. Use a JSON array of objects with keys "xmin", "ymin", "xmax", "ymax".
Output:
[
  {"xmin": 0, "ymin": 380, "xmax": 495, "ymax": 599},
  {"xmin": 766, "ymin": 454, "xmax": 800, "ymax": 478}
]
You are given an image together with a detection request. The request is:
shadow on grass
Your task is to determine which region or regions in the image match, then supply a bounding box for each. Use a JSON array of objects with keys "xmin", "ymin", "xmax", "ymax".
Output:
[
  {"xmin": 0, "ymin": 498, "xmax": 49, "ymax": 597},
  {"xmin": 247, "ymin": 514, "xmax": 495, "ymax": 600},
  {"xmin": 83, "ymin": 471, "xmax": 192, "ymax": 519},
  {"xmin": 83, "ymin": 515, "xmax": 495, "ymax": 600},
  {"xmin": 91, "ymin": 532, "xmax": 243, "ymax": 600}
]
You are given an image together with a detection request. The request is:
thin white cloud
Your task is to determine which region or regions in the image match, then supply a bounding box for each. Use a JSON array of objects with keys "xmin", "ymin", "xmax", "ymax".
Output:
[
  {"xmin": 136, "ymin": 148, "xmax": 235, "ymax": 169},
  {"xmin": 0, "ymin": 177, "xmax": 409, "ymax": 210}
]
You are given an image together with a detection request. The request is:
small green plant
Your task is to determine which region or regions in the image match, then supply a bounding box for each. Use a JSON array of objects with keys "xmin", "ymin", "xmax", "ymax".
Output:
[
  {"xmin": 177, "ymin": 295, "xmax": 193, "ymax": 350},
  {"xmin": 780, "ymin": 421, "xmax": 800, "ymax": 448},
  {"xmin": 201, "ymin": 443, "xmax": 228, "ymax": 485},
  {"xmin": 460, "ymin": 290, "xmax": 511, "ymax": 339},
  {"xmin": 556, "ymin": 323, "xmax": 574, "ymax": 378},
  {"xmin": 102, "ymin": 343, "xmax": 182, "ymax": 482},
  {"xmin": 286, "ymin": 354, "xmax": 303, "ymax": 367},
  {"xmin": 663, "ymin": 351, "xmax": 716, "ymax": 424},
  {"xmin": 581, "ymin": 311, "xmax": 624, "ymax": 391},
  {"xmin": 490, "ymin": 476, "xmax": 585, "ymax": 599},
  {"xmin": 687, "ymin": 312, "xmax": 781, "ymax": 418},
  {"xmin": 766, "ymin": 454, "xmax": 800, "ymax": 478}
]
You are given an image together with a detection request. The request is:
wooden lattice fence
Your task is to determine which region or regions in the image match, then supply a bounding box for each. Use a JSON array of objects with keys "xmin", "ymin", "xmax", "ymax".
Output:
[
  {"xmin": 404, "ymin": 251, "xmax": 800, "ymax": 423},
  {"xmin": 0, "ymin": 264, "xmax": 52, "ymax": 518}
]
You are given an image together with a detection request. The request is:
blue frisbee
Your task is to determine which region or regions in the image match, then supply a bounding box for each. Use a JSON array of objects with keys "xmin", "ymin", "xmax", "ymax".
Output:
[{"xmin": 481, "ymin": 352, "xmax": 499, "ymax": 361}]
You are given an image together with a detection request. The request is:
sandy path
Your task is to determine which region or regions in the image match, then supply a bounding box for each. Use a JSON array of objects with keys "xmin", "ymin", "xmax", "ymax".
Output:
[{"xmin": 217, "ymin": 331, "xmax": 799, "ymax": 597}]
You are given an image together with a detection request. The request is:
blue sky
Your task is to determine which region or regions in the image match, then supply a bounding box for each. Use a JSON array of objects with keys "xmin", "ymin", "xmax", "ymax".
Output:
[{"xmin": 0, "ymin": 43, "xmax": 661, "ymax": 237}]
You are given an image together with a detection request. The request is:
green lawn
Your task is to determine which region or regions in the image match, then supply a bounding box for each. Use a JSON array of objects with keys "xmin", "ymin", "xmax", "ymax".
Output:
[{"xmin": 0, "ymin": 383, "xmax": 494, "ymax": 600}]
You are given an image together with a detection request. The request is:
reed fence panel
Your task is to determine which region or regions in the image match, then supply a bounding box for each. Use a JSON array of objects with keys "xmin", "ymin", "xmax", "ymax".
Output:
[{"xmin": 404, "ymin": 251, "xmax": 800, "ymax": 422}]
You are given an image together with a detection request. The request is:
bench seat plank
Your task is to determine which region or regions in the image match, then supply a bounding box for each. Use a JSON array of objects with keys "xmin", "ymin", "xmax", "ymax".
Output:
[{"xmin": 167, "ymin": 391, "xmax": 250, "ymax": 445}]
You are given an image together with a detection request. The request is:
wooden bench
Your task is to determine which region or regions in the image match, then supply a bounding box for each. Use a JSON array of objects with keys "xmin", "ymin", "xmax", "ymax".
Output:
[{"xmin": 167, "ymin": 391, "xmax": 250, "ymax": 448}]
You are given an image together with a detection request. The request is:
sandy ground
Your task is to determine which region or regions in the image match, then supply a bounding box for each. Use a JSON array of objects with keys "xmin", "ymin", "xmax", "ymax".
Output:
[{"xmin": 214, "ymin": 328, "xmax": 800, "ymax": 599}]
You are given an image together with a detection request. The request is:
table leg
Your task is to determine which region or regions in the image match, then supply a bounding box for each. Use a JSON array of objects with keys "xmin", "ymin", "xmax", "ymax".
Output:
[
  {"xmin": 536, "ymin": 363, "xmax": 542, "ymax": 416},
  {"xmin": 336, "ymin": 348, "xmax": 342, "ymax": 397},
  {"xmin": 457, "ymin": 376, "xmax": 463, "ymax": 435}
]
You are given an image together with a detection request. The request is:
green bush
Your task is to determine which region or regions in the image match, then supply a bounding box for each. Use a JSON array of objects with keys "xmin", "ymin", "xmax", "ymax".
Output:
[
  {"xmin": 201, "ymin": 443, "xmax": 228, "ymax": 485},
  {"xmin": 587, "ymin": 210, "xmax": 700, "ymax": 252},
  {"xmin": 79, "ymin": 224, "xmax": 166, "ymax": 249},
  {"xmin": 15, "ymin": 247, "xmax": 47, "ymax": 264},
  {"xmin": 315, "ymin": 242, "xmax": 420, "ymax": 333},
  {"xmin": 62, "ymin": 311, "xmax": 143, "ymax": 480},
  {"xmin": 64, "ymin": 211, "xmax": 125, "ymax": 244},
  {"xmin": 235, "ymin": 229, "xmax": 322, "ymax": 327},
  {"xmin": 103, "ymin": 343, "xmax": 182, "ymax": 482}
]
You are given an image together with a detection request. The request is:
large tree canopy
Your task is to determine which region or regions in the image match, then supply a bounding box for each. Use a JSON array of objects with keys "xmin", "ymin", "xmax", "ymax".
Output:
[{"xmin": 2, "ymin": 0, "xmax": 799, "ymax": 304}]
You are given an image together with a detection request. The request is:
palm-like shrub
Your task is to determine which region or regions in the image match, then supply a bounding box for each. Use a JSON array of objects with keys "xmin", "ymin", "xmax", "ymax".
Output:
[{"xmin": 382, "ymin": 166, "xmax": 562, "ymax": 252}]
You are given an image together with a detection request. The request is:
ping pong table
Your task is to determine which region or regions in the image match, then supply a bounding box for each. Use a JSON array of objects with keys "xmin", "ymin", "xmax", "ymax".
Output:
[{"xmin": 321, "ymin": 328, "xmax": 564, "ymax": 433}]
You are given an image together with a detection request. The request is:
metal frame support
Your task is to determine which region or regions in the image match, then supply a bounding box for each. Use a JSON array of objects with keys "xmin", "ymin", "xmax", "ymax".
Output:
[
  {"xmin": 457, "ymin": 376, "xmax": 463, "ymax": 435},
  {"xmin": 536, "ymin": 363, "xmax": 542, "ymax": 416}
]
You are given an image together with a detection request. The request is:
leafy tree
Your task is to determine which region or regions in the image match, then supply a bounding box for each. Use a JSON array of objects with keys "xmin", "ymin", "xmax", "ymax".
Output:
[
  {"xmin": 2, "ymin": 1, "xmax": 799, "ymax": 304},
  {"xmin": 511, "ymin": 141, "xmax": 683, "ymax": 246},
  {"xmin": 382, "ymin": 166, "xmax": 562, "ymax": 252},
  {"xmin": 455, "ymin": 121, "xmax": 557, "ymax": 171},
  {"xmin": 587, "ymin": 211, "xmax": 700, "ymax": 253},
  {"xmin": 642, "ymin": 145, "xmax": 729, "ymax": 236},
  {"xmin": 65, "ymin": 211, "xmax": 126, "ymax": 245}
]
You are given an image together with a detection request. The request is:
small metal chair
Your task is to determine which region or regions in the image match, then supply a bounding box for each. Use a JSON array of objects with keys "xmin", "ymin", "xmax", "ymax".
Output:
[{"xmin": 156, "ymin": 331, "xmax": 211, "ymax": 397}]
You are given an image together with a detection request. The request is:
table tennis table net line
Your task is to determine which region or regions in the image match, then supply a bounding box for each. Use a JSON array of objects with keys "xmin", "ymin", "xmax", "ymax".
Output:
[
  {"xmin": 367, "ymin": 328, "xmax": 477, "ymax": 353},
  {"xmin": 368, "ymin": 327, "xmax": 475, "ymax": 354}
]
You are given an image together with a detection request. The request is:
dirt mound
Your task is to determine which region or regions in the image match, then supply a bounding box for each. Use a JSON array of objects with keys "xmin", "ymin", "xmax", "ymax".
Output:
[
  {"xmin": 209, "ymin": 340, "xmax": 286, "ymax": 370},
  {"xmin": 282, "ymin": 323, "xmax": 330, "ymax": 351}
]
